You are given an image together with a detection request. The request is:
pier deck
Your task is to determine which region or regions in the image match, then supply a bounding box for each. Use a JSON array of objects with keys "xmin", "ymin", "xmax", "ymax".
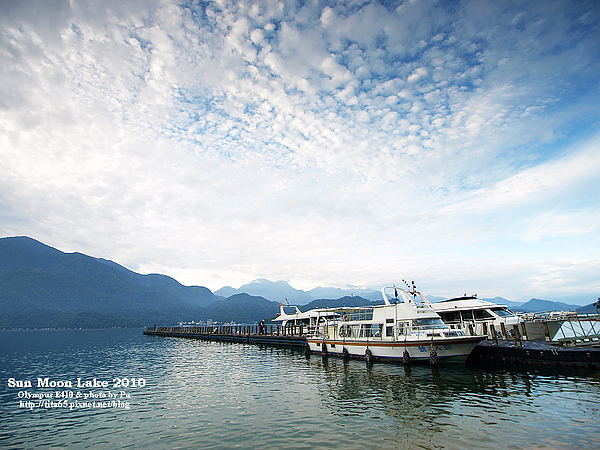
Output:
[
  {"xmin": 143, "ymin": 328, "xmax": 306, "ymax": 349},
  {"xmin": 467, "ymin": 339, "xmax": 600, "ymax": 370},
  {"xmin": 144, "ymin": 326, "xmax": 600, "ymax": 370}
]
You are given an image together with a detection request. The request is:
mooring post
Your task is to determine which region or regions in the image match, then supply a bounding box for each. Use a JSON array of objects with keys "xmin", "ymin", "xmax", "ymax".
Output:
[
  {"xmin": 543, "ymin": 322, "xmax": 551, "ymax": 341},
  {"xmin": 500, "ymin": 322, "xmax": 507, "ymax": 340},
  {"xmin": 490, "ymin": 324, "xmax": 498, "ymax": 345},
  {"xmin": 520, "ymin": 322, "xmax": 528, "ymax": 340},
  {"xmin": 513, "ymin": 324, "xmax": 522, "ymax": 347}
]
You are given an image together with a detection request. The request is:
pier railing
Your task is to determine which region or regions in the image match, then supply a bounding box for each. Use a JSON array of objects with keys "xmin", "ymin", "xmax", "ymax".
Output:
[
  {"xmin": 459, "ymin": 315, "xmax": 600, "ymax": 347},
  {"xmin": 146, "ymin": 324, "xmax": 309, "ymax": 337}
]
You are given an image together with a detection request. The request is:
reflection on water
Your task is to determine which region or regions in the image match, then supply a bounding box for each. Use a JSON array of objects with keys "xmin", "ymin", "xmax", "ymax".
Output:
[
  {"xmin": 1, "ymin": 329, "xmax": 599, "ymax": 449},
  {"xmin": 307, "ymin": 355, "xmax": 600, "ymax": 449}
]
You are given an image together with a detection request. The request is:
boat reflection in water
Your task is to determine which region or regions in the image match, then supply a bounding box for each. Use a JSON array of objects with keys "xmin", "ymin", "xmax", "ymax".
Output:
[{"xmin": 302, "ymin": 353, "xmax": 600, "ymax": 449}]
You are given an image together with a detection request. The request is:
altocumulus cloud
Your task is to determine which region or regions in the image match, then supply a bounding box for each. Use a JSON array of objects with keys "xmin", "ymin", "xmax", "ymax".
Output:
[{"xmin": 0, "ymin": 0, "xmax": 599, "ymax": 303}]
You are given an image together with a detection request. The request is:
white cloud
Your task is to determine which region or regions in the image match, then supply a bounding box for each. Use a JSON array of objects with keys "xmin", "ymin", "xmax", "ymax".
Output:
[
  {"xmin": 0, "ymin": 0, "xmax": 599, "ymax": 303},
  {"xmin": 465, "ymin": 135, "xmax": 600, "ymax": 211},
  {"xmin": 407, "ymin": 67, "xmax": 428, "ymax": 83}
]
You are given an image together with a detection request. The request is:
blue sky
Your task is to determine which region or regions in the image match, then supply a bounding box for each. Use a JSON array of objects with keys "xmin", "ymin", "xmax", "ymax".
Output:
[{"xmin": 1, "ymin": 0, "xmax": 599, "ymax": 304}]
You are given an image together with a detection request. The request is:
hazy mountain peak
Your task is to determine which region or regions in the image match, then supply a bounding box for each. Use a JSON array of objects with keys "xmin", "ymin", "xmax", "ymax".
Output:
[{"xmin": 220, "ymin": 278, "xmax": 312, "ymax": 304}]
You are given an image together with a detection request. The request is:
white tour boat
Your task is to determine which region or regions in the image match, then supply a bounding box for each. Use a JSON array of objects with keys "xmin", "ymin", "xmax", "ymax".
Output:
[
  {"xmin": 431, "ymin": 296, "xmax": 523, "ymax": 339},
  {"xmin": 301, "ymin": 285, "xmax": 486, "ymax": 363}
]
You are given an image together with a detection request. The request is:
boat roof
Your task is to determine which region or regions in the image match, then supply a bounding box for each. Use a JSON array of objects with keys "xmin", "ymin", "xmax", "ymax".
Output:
[
  {"xmin": 432, "ymin": 297, "xmax": 509, "ymax": 312},
  {"xmin": 272, "ymin": 305, "xmax": 342, "ymax": 322}
]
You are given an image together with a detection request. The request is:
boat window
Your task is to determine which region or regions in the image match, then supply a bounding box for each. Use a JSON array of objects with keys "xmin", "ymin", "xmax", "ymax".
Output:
[
  {"xmin": 349, "ymin": 309, "xmax": 374, "ymax": 321},
  {"xmin": 339, "ymin": 324, "xmax": 352, "ymax": 338},
  {"xmin": 491, "ymin": 307, "xmax": 514, "ymax": 317},
  {"xmin": 473, "ymin": 310, "xmax": 494, "ymax": 320},
  {"xmin": 397, "ymin": 321, "xmax": 410, "ymax": 335},
  {"xmin": 440, "ymin": 311, "xmax": 461, "ymax": 324},
  {"xmin": 386, "ymin": 326, "xmax": 394, "ymax": 337},
  {"xmin": 282, "ymin": 306, "xmax": 298, "ymax": 315},
  {"xmin": 460, "ymin": 310, "xmax": 474, "ymax": 321},
  {"xmin": 413, "ymin": 318, "xmax": 446, "ymax": 329},
  {"xmin": 360, "ymin": 324, "xmax": 382, "ymax": 337}
]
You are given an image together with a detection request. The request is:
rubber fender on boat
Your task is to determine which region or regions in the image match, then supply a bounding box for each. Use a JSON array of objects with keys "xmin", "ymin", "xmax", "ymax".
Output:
[
  {"xmin": 322, "ymin": 342, "xmax": 328, "ymax": 355},
  {"xmin": 403, "ymin": 348, "xmax": 410, "ymax": 365},
  {"xmin": 343, "ymin": 348, "xmax": 349, "ymax": 360},
  {"xmin": 365, "ymin": 349, "xmax": 373, "ymax": 363},
  {"xmin": 429, "ymin": 345, "xmax": 438, "ymax": 365}
]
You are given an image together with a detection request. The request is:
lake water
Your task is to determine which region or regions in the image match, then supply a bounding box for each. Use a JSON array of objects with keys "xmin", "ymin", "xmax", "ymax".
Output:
[{"xmin": 1, "ymin": 328, "xmax": 599, "ymax": 449}]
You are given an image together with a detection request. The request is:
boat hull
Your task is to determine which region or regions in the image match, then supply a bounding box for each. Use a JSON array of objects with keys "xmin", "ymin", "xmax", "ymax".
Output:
[{"xmin": 306, "ymin": 336, "xmax": 485, "ymax": 363}]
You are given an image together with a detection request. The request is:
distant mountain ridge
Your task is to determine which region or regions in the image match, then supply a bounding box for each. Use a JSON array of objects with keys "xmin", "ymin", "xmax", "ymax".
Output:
[
  {"xmin": 513, "ymin": 298, "xmax": 579, "ymax": 313},
  {"xmin": 0, "ymin": 236, "xmax": 220, "ymax": 329},
  {"xmin": 219, "ymin": 278, "xmax": 313, "ymax": 304},
  {"xmin": 216, "ymin": 280, "xmax": 382, "ymax": 304},
  {"xmin": 1, "ymin": 236, "xmax": 596, "ymax": 329}
]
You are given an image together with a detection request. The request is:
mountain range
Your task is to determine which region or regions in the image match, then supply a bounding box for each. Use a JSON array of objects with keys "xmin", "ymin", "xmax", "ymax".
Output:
[
  {"xmin": 215, "ymin": 279, "xmax": 382, "ymax": 304},
  {"xmin": 0, "ymin": 236, "xmax": 596, "ymax": 329}
]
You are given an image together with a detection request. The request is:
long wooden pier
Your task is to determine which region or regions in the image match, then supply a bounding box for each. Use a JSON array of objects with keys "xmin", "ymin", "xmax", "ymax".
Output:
[
  {"xmin": 144, "ymin": 325, "xmax": 600, "ymax": 370},
  {"xmin": 143, "ymin": 325, "xmax": 307, "ymax": 349}
]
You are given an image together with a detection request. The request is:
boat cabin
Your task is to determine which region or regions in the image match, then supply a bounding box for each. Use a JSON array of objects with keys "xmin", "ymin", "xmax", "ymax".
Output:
[{"xmin": 432, "ymin": 296, "xmax": 523, "ymax": 338}]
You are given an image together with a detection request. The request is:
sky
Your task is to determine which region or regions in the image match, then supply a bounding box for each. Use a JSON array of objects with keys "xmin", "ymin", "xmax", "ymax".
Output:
[{"xmin": 1, "ymin": 0, "xmax": 599, "ymax": 304}]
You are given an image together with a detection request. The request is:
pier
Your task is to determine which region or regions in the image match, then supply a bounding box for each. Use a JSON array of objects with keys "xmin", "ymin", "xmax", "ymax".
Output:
[
  {"xmin": 468, "ymin": 339, "xmax": 600, "ymax": 370},
  {"xmin": 144, "ymin": 324, "xmax": 600, "ymax": 370},
  {"xmin": 143, "ymin": 324, "xmax": 306, "ymax": 349}
]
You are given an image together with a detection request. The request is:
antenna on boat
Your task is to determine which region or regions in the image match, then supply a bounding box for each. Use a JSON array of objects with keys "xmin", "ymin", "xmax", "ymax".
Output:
[
  {"xmin": 284, "ymin": 298, "xmax": 290, "ymax": 306},
  {"xmin": 402, "ymin": 279, "xmax": 417, "ymax": 298}
]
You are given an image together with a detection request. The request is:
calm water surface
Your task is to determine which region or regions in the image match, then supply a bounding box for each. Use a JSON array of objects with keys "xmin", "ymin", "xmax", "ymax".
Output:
[{"xmin": 1, "ymin": 328, "xmax": 599, "ymax": 449}]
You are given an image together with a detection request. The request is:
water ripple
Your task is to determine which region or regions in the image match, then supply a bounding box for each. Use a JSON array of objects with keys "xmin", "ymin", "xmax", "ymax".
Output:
[{"xmin": 1, "ymin": 329, "xmax": 600, "ymax": 449}]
